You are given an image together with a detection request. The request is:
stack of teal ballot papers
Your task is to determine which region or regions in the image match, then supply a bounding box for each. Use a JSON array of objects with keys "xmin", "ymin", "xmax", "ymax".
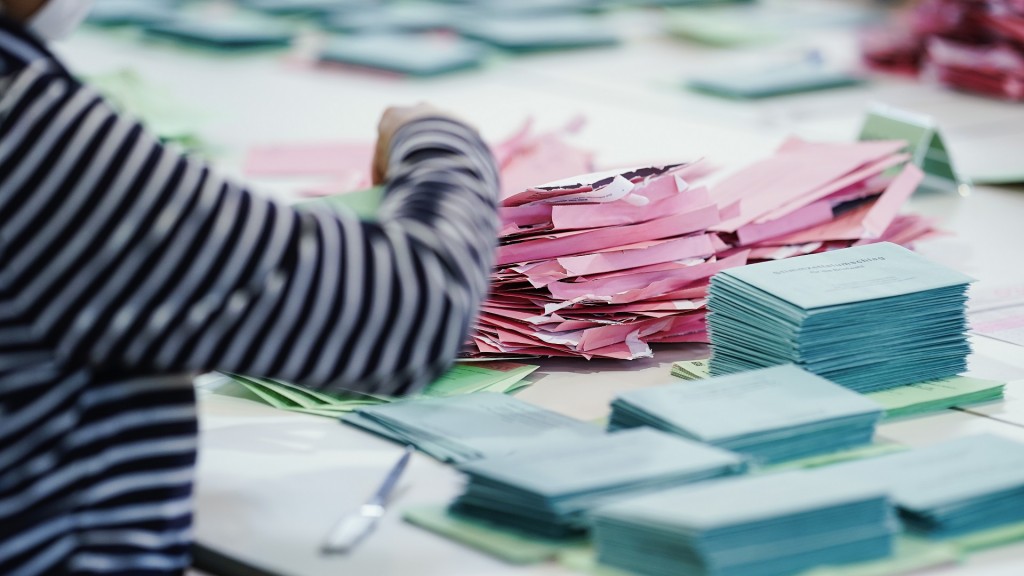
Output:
[
  {"xmin": 143, "ymin": 19, "xmax": 294, "ymax": 49},
  {"xmin": 591, "ymin": 470, "xmax": 896, "ymax": 576},
  {"xmin": 818, "ymin": 434, "xmax": 1024, "ymax": 538},
  {"xmin": 608, "ymin": 365, "xmax": 883, "ymax": 463},
  {"xmin": 341, "ymin": 393, "xmax": 602, "ymax": 464},
  {"xmin": 707, "ymin": 242, "xmax": 973, "ymax": 392},
  {"xmin": 450, "ymin": 428, "xmax": 747, "ymax": 538}
]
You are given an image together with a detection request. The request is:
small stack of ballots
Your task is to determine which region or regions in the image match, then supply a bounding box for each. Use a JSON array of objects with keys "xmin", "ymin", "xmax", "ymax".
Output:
[
  {"xmin": 468, "ymin": 137, "xmax": 938, "ymax": 360},
  {"xmin": 450, "ymin": 428, "xmax": 746, "ymax": 537},
  {"xmin": 707, "ymin": 242, "xmax": 973, "ymax": 392},
  {"xmin": 819, "ymin": 434, "xmax": 1024, "ymax": 538},
  {"xmin": 340, "ymin": 393, "xmax": 602, "ymax": 464},
  {"xmin": 592, "ymin": 470, "xmax": 896, "ymax": 576},
  {"xmin": 608, "ymin": 365, "xmax": 884, "ymax": 463}
]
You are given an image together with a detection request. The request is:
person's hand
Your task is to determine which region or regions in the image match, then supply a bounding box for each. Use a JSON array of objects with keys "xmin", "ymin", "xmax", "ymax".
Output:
[{"xmin": 372, "ymin": 103, "xmax": 466, "ymax": 185}]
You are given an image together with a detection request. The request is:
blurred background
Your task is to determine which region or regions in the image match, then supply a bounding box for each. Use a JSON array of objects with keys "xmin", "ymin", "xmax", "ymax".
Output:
[{"xmin": 60, "ymin": 0, "xmax": 1024, "ymax": 205}]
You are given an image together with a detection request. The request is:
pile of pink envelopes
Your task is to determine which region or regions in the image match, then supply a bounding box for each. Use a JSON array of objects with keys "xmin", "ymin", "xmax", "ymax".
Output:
[
  {"xmin": 863, "ymin": 0, "xmax": 1024, "ymax": 100},
  {"xmin": 468, "ymin": 138, "xmax": 938, "ymax": 360}
]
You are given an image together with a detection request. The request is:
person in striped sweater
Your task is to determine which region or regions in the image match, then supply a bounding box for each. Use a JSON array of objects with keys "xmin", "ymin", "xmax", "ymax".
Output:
[{"xmin": 0, "ymin": 1, "xmax": 501, "ymax": 574}]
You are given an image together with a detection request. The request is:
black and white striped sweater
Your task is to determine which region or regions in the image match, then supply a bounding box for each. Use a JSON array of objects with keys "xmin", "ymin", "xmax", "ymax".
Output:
[{"xmin": 0, "ymin": 18, "xmax": 499, "ymax": 575}]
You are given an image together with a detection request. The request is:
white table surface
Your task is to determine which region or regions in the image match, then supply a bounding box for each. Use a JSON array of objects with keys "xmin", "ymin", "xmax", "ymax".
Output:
[{"xmin": 53, "ymin": 6, "xmax": 1024, "ymax": 575}]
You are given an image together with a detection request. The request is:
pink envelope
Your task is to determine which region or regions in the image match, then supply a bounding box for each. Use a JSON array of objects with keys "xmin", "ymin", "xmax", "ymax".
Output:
[
  {"xmin": 769, "ymin": 163, "xmax": 925, "ymax": 244},
  {"xmin": 244, "ymin": 141, "xmax": 374, "ymax": 177},
  {"xmin": 753, "ymin": 153, "xmax": 910, "ymax": 223},
  {"xmin": 711, "ymin": 139, "xmax": 907, "ymax": 232},
  {"xmin": 551, "ymin": 192, "xmax": 716, "ymax": 230},
  {"xmin": 558, "ymin": 234, "xmax": 717, "ymax": 277},
  {"xmin": 735, "ymin": 201, "xmax": 835, "ymax": 246},
  {"xmin": 549, "ymin": 252, "xmax": 746, "ymax": 301},
  {"xmin": 496, "ymin": 205, "xmax": 721, "ymax": 266},
  {"xmin": 605, "ymin": 252, "xmax": 748, "ymax": 304}
]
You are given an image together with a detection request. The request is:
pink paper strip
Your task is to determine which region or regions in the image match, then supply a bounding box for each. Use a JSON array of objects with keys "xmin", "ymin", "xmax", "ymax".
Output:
[{"xmin": 496, "ymin": 205, "xmax": 720, "ymax": 266}]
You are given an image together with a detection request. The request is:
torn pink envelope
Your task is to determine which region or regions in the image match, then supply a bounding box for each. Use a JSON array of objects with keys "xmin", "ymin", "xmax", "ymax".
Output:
[
  {"xmin": 500, "ymin": 133, "xmax": 595, "ymax": 201},
  {"xmin": 578, "ymin": 299, "xmax": 707, "ymax": 315},
  {"xmin": 752, "ymin": 152, "xmax": 911, "ymax": 224},
  {"xmin": 501, "ymin": 203, "xmax": 554, "ymax": 235},
  {"xmin": 605, "ymin": 252, "xmax": 748, "ymax": 305},
  {"xmin": 558, "ymin": 234, "xmax": 717, "ymax": 277},
  {"xmin": 854, "ymin": 213, "xmax": 939, "ymax": 247},
  {"xmin": 710, "ymin": 137, "xmax": 899, "ymax": 206},
  {"xmin": 746, "ymin": 243, "xmax": 825, "ymax": 261},
  {"xmin": 507, "ymin": 235, "xmax": 717, "ymax": 289},
  {"xmin": 496, "ymin": 205, "xmax": 721, "ymax": 266},
  {"xmin": 548, "ymin": 252, "xmax": 745, "ymax": 302},
  {"xmin": 768, "ymin": 163, "xmax": 924, "ymax": 244},
  {"xmin": 502, "ymin": 164, "xmax": 685, "ymax": 207},
  {"xmin": 735, "ymin": 201, "xmax": 835, "ymax": 246},
  {"xmin": 551, "ymin": 190, "xmax": 716, "ymax": 231},
  {"xmin": 861, "ymin": 163, "xmax": 924, "ymax": 238},
  {"xmin": 571, "ymin": 257, "xmax": 709, "ymax": 284},
  {"xmin": 244, "ymin": 141, "xmax": 375, "ymax": 178},
  {"xmin": 648, "ymin": 331, "xmax": 709, "ymax": 343},
  {"xmin": 646, "ymin": 285, "xmax": 711, "ymax": 302},
  {"xmin": 710, "ymin": 139, "xmax": 907, "ymax": 232}
]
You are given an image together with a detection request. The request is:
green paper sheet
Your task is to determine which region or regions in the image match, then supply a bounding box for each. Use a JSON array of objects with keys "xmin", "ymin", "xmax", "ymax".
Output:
[
  {"xmin": 950, "ymin": 519, "xmax": 1024, "ymax": 553},
  {"xmin": 867, "ymin": 376, "xmax": 1005, "ymax": 419},
  {"xmin": 215, "ymin": 362, "xmax": 538, "ymax": 416},
  {"xmin": 670, "ymin": 359, "xmax": 711, "ymax": 380},
  {"xmin": 402, "ymin": 505, "xmax": 587, "ymax": 565}
]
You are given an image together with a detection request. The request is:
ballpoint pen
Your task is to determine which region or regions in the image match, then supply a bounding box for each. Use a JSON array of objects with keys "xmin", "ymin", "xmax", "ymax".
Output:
[{"xmin": 322, "ymin": 445, "xmax": 415, "ymax": 555}]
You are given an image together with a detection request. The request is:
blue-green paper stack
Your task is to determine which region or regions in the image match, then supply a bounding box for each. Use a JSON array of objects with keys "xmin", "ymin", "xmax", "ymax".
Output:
[
  {"xmin": 592, "ymin": 471, "xmax": 896, "ymax": 576},
  {"xmin": 450, "ymin": 428, "xmax": 747, "ymax": 538},
  {"xmin": 608, "ymin": 365, "xmax": 883, "ymax": 463},
  {"xmin": 707, "ymin": 242, "xmax": 973, "ymax": 392},
  {"xmin": 819, "ymin": 434, "xmax": 1024, "ymax": 537},
  {"xmin": 341, "ymin": 393, "xmax": 602, "ymax": 464}
]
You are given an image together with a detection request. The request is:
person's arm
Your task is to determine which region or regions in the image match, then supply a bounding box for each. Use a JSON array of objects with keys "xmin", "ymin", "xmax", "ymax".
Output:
[{"xmin": 0, "ymin": 59, "xmax": 499, "ymax": 397}]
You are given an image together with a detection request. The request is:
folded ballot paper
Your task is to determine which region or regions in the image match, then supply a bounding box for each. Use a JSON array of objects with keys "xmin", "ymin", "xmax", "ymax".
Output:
[
  {"xmin": 819, "ymin": 434, "xmax": 1024, "ymax": 538},
  {"xmin": 450, "ymin": 428, "xmax": 747, "ymax": 538},
  {"xmin": 216, "ymin": 362, "xmax": 537, "ymax": 418},
  {"xmin": 469, "ymin": 137, "xmax": 939, "ymax": 360},
  {"xmin": 707, "ymin": 242, "xmax": 973, "ymax": 392},
  {"xmin": 609, "ymin": 365, "xmax": 884, "ymax": 463},
  {"xmin": 341, "ymin": 393, "xmax": 603, "ymax": 464},
  {"xmin": 592, "ymin": 470, "xmax": 897, "ymax": 576}
]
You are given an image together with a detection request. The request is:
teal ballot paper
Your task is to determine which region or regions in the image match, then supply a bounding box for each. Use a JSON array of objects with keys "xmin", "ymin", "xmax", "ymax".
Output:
[
  {"xmin": 143, "ymin": 19, "xmax": 294, "ymax": 49},
  {"xmin": 688, "ymin": 59, "xmax": 864, "ymax": 100},
  {"xmin": 610, "ymin": 365, "xmax": 883, "ymax": 463},
  {"xmin": 708, "ymin": 243, "xmax": 973, "ymax": 392},
  {"xmin": 319, "ymin": 34, "xmax": 485, "ymax": 77},
  {"xmin": 718, "ymin": 242, "xmax": 972, "ymax": 312},
  {"xmin": 342, "ymin": 393, "xmax": 603, "ymax": 463},
  {"xmin": 451, "ymin": 428, "xmax": 747, "ymax": 537},
  {"xmin": 592, "ymin": 470, "xmax": 895, "ymax": 576},
  {"xmin": 819, "ymin": 434, "xmax": 1024, "ymax": 538},
  {"xmin": 456, "ymin": 16, "xmax": 619, "ymax": 53}
]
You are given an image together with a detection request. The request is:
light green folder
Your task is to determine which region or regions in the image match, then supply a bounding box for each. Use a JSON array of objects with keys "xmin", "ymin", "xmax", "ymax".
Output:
[
  {"xmin": 867, "ymin": 376, "xmax": 1004, "ymax": 419},
  {"xmin": 217, "ymin": 362, "xmax": 538, "ymax": 417},
  {"xmin": 403, "ymin": 505, "xmax": 588, "ymax": 565},
  {"xmin": 669, "ymin": 361, "xmax": 1004, "ymax": 420},
  {"xmin": 858, "ymin": 105, "xmax": 964, "ymax": 194}
]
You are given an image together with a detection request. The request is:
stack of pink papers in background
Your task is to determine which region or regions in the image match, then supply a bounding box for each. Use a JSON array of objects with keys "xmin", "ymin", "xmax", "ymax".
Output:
[
  {"xmin": 862, "ymin": 0, "xmax": 1024, "ymax": 100},
  {"xmin": 244, "ymin": 118, "xmax": 594, "ymax": 198},
  {"xmin": 467, "ymin": 138, "xmax": 940, "ymax": 360}
]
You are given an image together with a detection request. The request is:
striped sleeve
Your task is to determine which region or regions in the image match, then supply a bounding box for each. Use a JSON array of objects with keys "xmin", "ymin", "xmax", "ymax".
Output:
[{"xmin": 0, "ymin": 59, "xmax": 500, "ymax": 397}]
